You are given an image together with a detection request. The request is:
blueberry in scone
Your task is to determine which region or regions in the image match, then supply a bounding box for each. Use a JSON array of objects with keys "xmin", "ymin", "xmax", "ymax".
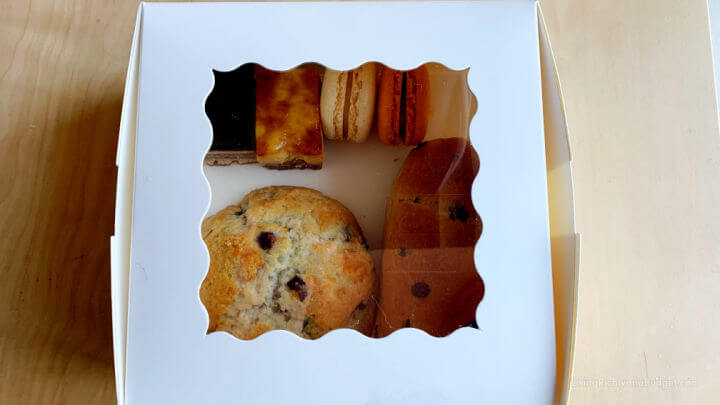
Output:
[{"xmin": 201, "ymin": 186, "xmax": 376, "ymax": 339}]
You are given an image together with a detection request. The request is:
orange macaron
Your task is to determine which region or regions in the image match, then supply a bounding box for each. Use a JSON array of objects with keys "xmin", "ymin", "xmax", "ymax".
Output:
[{"xmin": 376, "ymin": 65, "xmax": 430, "ymax": 146}]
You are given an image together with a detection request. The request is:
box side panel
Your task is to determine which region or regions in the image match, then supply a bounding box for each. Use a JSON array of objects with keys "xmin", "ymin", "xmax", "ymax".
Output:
[
  {"xmin": 539, "ymin": 6, "xmax": 579, "ymax": 405},
  {"xmin": 111, "ymin": 4, "xmax": 143, "ymax": 405}
]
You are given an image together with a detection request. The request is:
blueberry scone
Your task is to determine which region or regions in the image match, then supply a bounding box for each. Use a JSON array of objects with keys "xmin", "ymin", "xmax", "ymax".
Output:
[{"xmin": 201, "ymin": 186, "xmax": 376, "ymax": 339}]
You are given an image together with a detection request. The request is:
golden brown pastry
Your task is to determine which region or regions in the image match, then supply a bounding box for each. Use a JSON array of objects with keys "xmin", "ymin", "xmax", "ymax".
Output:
[{"xmin": 254, "ymin": 66, "xmax": 324, "ymax": 169}]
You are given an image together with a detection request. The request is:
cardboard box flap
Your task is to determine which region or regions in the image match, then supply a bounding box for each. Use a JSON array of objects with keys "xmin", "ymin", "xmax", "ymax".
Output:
[
  {"xmin": 539, "ymin": 5, "xmax": 579, "ymax": 404},
  {"xmin": 112, "ymin": 4, "xmax": 143, "ymax": 404}
]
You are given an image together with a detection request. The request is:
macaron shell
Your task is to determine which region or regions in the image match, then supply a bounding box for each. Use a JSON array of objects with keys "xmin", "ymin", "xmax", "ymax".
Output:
[
  {"xmin": 404, "ymin": 65, "xmax": 430, "ymax": 145},
  {"xmin": 376, "ymin": 67, "xmax": 403, "ymax": 145},
  {"xmin": 320, "ymin": 68, "xmax": 347, "ymax": 140},
  {"xmin": 346, "ymin": 63, "xmax": 378, "ymax": 143}
]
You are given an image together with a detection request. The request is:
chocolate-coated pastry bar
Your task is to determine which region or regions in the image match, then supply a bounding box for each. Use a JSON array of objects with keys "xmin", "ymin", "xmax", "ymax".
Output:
[
  {"xmin": 204, "ymin": 64, "xmax": 257, "ymax": 165},
  {"xmin": 254, "ymin": 66, "xmax": 324, "ymax": 169}
]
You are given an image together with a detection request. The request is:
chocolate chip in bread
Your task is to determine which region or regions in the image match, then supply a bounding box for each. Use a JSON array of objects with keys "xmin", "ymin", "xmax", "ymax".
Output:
[{"xmin": 377, "ymin": 138, "xmax": 484, "ymax": 337}]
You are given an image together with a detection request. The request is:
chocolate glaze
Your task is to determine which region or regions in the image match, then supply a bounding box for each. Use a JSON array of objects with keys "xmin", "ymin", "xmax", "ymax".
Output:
[{"xmin": 205, "ymin": 64, "xmax": 255, "ymax": 151}]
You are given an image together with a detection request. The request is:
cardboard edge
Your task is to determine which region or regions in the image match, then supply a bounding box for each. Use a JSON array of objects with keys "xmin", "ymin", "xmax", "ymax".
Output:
[
  {"xmin": 538, "ymin": 7, "xmax": 572, "ymax": 164},
  {"xmin": 537, "ymin": 4, "xmax": 580, "ymax": 404},
  {"xmin": 565, "ymin": 233, "xmax": 581, "ymax": 405},
  {"xmin": 706, "ymin": 0, "xmax": 720, "ymax": 130},
  {"xmin": 111, "ymin": 4, "xmax": 143, "ymax": 405}
]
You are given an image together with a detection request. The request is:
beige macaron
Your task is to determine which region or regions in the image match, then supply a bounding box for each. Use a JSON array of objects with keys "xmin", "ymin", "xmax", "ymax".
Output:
[{"xmin": 320, "ymin": 63, "xmax": 377, "ymax": 143}]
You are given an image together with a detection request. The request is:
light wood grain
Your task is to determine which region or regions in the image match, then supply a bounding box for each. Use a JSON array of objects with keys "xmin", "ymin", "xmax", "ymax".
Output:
[
  {"xmin": 0, "ymin": 0, "xmax": 145, "ymax": 403},
  {"xmin": 1, "ymin": 0, "xmax": 719, "ymax": 404},
  {"xmin": 542, "ymin": 0, "xmax": 720, "ymax": 403}
]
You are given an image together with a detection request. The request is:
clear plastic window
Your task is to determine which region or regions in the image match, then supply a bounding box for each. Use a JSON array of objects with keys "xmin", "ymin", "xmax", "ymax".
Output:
[{"xmin": 201, "ymin": 62, "xmax": 483, "ymax": 339}]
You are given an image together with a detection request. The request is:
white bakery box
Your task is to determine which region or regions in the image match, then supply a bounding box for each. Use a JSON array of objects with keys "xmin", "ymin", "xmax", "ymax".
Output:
[{"xmin": 111, "ymin": 1, "xmax": 578, "ymax": 404}]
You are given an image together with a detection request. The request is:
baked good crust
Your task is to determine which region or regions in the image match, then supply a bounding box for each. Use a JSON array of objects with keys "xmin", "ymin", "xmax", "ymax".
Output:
[{"xmin": 377, "ymin": 138, "xmax": 484, "ymax": 337}]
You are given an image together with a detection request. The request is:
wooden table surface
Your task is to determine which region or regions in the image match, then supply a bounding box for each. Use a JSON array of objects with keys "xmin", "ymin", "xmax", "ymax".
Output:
[{"xmin": 2, "ymin": 0, "xmax": 719, "ymax": 403}]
